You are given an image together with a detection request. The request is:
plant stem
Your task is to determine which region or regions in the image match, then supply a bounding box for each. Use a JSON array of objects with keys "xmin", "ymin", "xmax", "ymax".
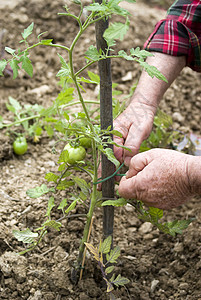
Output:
[
  {"xmin": 71, "ymin": 136, "xmax": 98, "ymax": 282},
  {"xmin": 1, "ymin": 114, "xmax": 40, "ymax": 128}
]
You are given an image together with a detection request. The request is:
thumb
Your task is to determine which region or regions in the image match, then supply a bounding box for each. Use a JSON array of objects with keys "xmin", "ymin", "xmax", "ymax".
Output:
[{"xmin": 126, "ymin": 152, "xmax": 151, "ymax": 178}]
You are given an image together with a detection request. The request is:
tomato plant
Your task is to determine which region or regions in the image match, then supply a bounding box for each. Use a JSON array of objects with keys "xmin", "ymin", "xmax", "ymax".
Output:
[
  {"xmin": 0, "ymin": 96, "xmax": 45, "ymax": 142},
  {"xmin": 13, "ymin": 136, "xmax": 28, "ymax": 155}
]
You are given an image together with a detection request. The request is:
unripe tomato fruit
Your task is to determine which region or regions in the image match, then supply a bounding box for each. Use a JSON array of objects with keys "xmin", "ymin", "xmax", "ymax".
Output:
[
  {"xmin": 13, "ymin": 137, "xmax": 28, "ymax": 155},
  {"xmin": 79, "ymin": 136, "xmax": 92, "ymax": 149},
  {"xmin": 64, "ymin": 143, "xmax": 86, "ymax": 164}
]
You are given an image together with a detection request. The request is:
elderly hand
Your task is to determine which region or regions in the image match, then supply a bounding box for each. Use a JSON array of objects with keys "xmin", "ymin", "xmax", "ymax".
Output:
[
  {"xmin": 113, "ymin": 98, "xmax": 156, "ymax": 166},
  {"xmin": 118, "ymin": 148, "xmax": 200, "ymax": 210}
]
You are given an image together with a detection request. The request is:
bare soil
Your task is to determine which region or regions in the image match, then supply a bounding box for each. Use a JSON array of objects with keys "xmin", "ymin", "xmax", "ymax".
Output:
[{"xmin": 0, "ymin": 0, "xmax": 201, "ymax": 299}]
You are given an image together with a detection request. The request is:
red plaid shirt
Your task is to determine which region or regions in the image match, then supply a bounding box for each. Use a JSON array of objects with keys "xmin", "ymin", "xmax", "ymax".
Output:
[{"xmin": 144, "ymin": 0, "xmax": 201, "ymax": 72}]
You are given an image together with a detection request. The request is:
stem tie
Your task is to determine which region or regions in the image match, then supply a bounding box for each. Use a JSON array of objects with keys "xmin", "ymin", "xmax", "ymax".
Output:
[{"xmin": 93, "ymin": 162, "xmax": 126, "ymax": 185}]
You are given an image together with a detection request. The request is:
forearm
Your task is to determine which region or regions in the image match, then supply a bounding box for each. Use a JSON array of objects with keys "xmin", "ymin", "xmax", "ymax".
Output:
[
  {"xmin": 188, "ymin": 156, "xmax": 201, "ymax": 195},
  {"xmin": 131, "ymin": 52, "xmax": 186, "ymax": 110}
]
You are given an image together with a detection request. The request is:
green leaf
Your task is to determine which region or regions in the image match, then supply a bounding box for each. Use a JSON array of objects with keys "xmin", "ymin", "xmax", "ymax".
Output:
[
  {"xmin": 20, "ymin": 55, "xmax": 33, "ymax": 77},
  {"xmin": 106, "ymin": 246, "xmax": 121, "ymax": 264},
  {"xmin": 138, "ymin": 60, "xmax": 168, "ymax": 82},
  {"xmin": 56, "ymin": 179, "xmax": 74, "ymax": 190},
  {"xmin": 13, "ymin": 228, "xmax": 38, "ymax": 244},
  {"xmin": 5, "ymin": 47, "xmax": 16, "ymax": 55},
  {"xmin": 8, "ymin": 96, "xmax": 22, "ymax": 112},
  {"xmin": 154, "ymin": 109, "xmax": 173, "ymax": 128},
  {"xmin": 58, "ymin": 198, "xmax": 67, "ymax": 210},
  {"xmin": 41, "ymin": 39, "xmax": 53, "ymax": 45},
  {"xmin": 10, "ymin": 59, "xmax": 20, "ymax": 79},
  {"xmin": 102, "ymin": 147, "xmax": 120, "ymax": 168},
  {"xmin": 56, "ymin": 53, "xmax": 70, "ymax": 77},
  {"xmin": 118, "ymin": 50, "xmax": 134, "ymax": 61},
  {"xmin": 86, "ymin": 3, "xmax": 107, "ymax": 13},
  {"xmin": 42, "ymin": 220, "xmax": 62, "ymax": 231},
  {"xmin": 26, "ymin": 184, "xmax": 54, "ymax": 198},
  {"xmin": 45, "ymin": 172, "xmax": 59, "ymax": 183},
  {"xmin": 166, "ymin": 218, "xmax": 195, "ymax": 237},
  {"xmin": 45, "ymin": 196, "xmax": 55, "ymax": 217},
  {"xmin": 65, "ymin": 199, "xmax": 77, "ymax": 214},
  {"xmin": 72, "ymin": 176, "xmax": 89, "ymax": 196},
  {"xmin": 103, "ymin": 20, "xmax": 129, "ymax": 47},
  {"xmin": 79, "ymin": 76, "xmax": 98, "ymax": 84},
  {"xmin": 0, "ymin": 59, "xmax": 7, "ymax": 76},
  {"xmin": 87, "ymin": 70, "xmax": 100, "ymax": 83},
  {"xmin": 148, "ymin": 206, "xmax": 163, "ymax": 223},
  {"xmin": 110, "ymin": 129, "xmax": 123, "ymax": 138},
  {"xmin": 85, "ymin": 45, "xmax": 100, "ymax": 61},
  {"xmin": 21, "ymin": 22, "xmax": 34, "ymax": 40},
  {"xmin": 130, "ymin": 47, "xmax": 153, "ymax": 59},
  {"xmin": 111, "ymin": 274, "xmax": 130, "ymax": 287},
  {"xmin": 101, "ymin": 235, "xmax": 112, "ymax": 254},
  {"xmin": 105, "ymin": 265, "xmax": 114, "ymax": 274},
  {"xmin": 58, "ymin": 163, "xmax": 66, "ymax": 172},
  {"xmin": 102, "ymin": 198, "xmax": 127, "ymax": 207},
  {"xmin": 58, "ymin": 150, "xmax": 69, "ymax": 163}
]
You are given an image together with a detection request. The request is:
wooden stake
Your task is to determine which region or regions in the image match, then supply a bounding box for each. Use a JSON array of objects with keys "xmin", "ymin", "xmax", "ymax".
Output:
[{"xmin": 95, "ymin": 1, "xmax": 115, "ymax": 243}]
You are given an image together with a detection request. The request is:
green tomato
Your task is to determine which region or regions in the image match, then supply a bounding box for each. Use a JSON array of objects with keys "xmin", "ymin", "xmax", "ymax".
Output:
[
  {"xmin": 64, "ymin": 143, "xmax": 86, "ymax": 164},
  {"xmin": 13, "ymin": 137, "xmax": 28, "ymax": 155},
  {"xmin": 79, "ymin": 136, "xmax": 92, "ymax": 149}
]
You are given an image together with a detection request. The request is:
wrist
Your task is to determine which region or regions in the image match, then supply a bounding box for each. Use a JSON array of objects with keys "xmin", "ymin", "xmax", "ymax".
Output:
[{"xmin": 187, "ymin": 156, "xmax": 201, "ymax": 195}]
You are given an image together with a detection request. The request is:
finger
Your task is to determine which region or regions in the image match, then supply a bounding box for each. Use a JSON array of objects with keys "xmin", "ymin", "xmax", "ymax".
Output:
[
  {"xmin": 123, "ymin": 121, "xmax": 151, "ymax": 165},
  {"xmin": 126, "ymin": 152, "xmax": 151, "ymax": 178},
  {"xmin": 118, "ymin": 176, "xmax": 137, "ymax": 199}
]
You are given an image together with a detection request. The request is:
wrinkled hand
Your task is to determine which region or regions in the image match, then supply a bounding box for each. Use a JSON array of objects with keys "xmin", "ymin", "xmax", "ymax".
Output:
[
  {"xmin": 113, "ymin": 99, "xmax": 156, "ymax": 166},
  {"xmin": 118, "ymin": 149, "xmax": 195, "ymax": 210}
]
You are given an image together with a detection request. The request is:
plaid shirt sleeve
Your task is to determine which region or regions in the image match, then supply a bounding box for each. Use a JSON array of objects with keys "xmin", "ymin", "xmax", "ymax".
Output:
[{"xmin": 144, "ymin": 0, "xmax": 201, "ymax": 72}]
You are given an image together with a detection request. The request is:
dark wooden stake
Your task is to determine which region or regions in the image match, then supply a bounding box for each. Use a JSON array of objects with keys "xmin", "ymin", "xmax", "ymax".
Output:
[{"xmin": 95, "ymin": 5, "xmax": 115, "ymax": 241}]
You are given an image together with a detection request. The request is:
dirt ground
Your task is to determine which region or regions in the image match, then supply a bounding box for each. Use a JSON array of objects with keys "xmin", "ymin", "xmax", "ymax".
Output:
[{"xmin": 0, "ymin": 0, "xmax": 201, "ymax": 299}]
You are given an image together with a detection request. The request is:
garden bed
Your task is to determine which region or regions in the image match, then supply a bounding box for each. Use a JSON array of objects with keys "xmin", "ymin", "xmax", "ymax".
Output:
[{"xmin": 0, "ymin": 0, "xmax": 201, "ymax": 299}]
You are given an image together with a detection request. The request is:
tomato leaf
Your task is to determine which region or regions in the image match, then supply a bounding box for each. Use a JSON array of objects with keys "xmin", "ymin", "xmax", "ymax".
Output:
[
  {"xmin": 42, "ymin": 220, "xmax": 62, "ymax": 231},
  {"xmin": 0, "ymin": 59, "xmax": 8, "ymax": 76},
  {"xmin": 85, "ymin": 45, "xmax": 100, "ymax": 61},
  {"xmin": 21, "ymin": 22, "xmax": 34, "ymax": 40},
  {"xmin": 102, "ymin": 147, "xmax": 120, "ymax": 168},
  {"xmin": 56, "ymin": 53, "xmax": 70, "ymax": 77},
  {"xmin": 137, "ymin": 60, "xmax": 168, "ymax": 82},
  {"xmin": 41, "ymin": 39, "xmax": 53, "ymax": 45},
  {"xmin": 106, "ymin": 246, "xmax": 120, "ymax": 264},
  {"xmin": 45, "ymin": 196, "xmax": 55, "ymax": 217},
  {"xmin": 111, "ymin": 274, "xmax": 130, "ymax": 287},
  {"xmin": 26, "ymin": 184, "xmax": 55, "ymax": 198},
  {"xmin": 56, "ymin": 180, "xmax": 74, "ymax": 190},
  {"xmin": 65, "ymin": 199, "xmax": 77, "ymax": 214},
  {"xmin": 102, "ymin": 198, "xmax": 128, "ymax": 207},
  {"xmin": 45, "ymin": 172, "xmax": 59, "ymax": 183},
  {"xmin": 103, "ymin": 20, "xmax": 129, "ymax": 47},
  {"xmin": 5, "ymin": 47, "xmax": 16, "ymax": 55},
  {"xmin": 105, "ymin": 265, "xmax": 114, "ymax": 274},
  {"xmin": 20, "ymin": 54, "xmax": 33, "ymax": 77},
  {"xmin": 7, "ymin": 96, "xmax": 22, "ymax": 113},
  {"xmin": 72, "ymin": 176, "xmax": 90, "ymax": 196},
  {"xmin": 100, "ymin": 235, "xmax": 112, "ymax": 254},
  {"xmin": 58, "ymin": 198, "xmax": 67, "ymax": 210},
  {"xmin": 13, "ymin": 228, "xmax": 38, "ymax": 244}
]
